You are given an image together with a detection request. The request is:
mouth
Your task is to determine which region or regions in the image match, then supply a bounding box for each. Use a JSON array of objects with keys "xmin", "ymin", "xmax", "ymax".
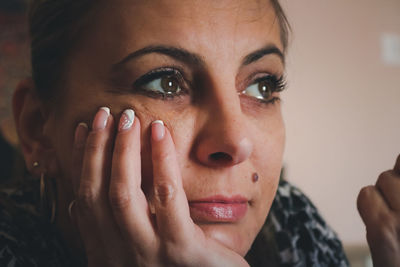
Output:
[{"xmin": 188, "ymin": 195, "xmax": 248, "ymax": 223}]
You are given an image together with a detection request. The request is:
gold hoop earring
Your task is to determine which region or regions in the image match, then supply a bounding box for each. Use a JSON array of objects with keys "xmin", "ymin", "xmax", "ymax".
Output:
[{"xmin": 39, "ymin": 172, "xmax": 57, "ymax": 224}]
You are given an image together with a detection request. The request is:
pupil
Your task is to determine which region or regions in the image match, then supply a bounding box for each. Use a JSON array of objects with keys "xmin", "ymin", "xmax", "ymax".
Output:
[
  {"xmin": 161, "ymin": 76, "xmax": 179, "ymax": 93},
  {"xmin": 258, "ymin": 80, "xmax": 271, "ymax": 98}
]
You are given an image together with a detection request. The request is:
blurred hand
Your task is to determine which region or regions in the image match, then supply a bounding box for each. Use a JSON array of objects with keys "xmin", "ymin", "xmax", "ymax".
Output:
[{"xmin": 357, "ymin": 154, "xmax": 400, "ymax": 267}]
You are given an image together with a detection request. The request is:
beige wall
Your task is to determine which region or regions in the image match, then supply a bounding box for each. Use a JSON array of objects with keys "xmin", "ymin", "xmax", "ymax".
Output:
[{"xmin": 281, "ymin": 0, "xmax": 400, "ymax": 246}]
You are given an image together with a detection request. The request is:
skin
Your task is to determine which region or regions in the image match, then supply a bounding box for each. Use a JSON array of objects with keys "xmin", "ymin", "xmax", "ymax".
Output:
[
  {"xmin": 11, "ymin": 0, "xmax": 400, "ymax": 266},
  {"xmin": 357, "ymin": 155, "xmax": 400, "ymax": 267},
  {"xmin": 14, "ymin": 0, "xmax": 285, "ymax": 265}
]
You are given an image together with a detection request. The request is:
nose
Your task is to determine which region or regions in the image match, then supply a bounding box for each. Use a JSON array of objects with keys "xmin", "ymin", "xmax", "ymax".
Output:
[{"xmin": 193, "ymin": 96, "xmax": 253, "ymax": 168}]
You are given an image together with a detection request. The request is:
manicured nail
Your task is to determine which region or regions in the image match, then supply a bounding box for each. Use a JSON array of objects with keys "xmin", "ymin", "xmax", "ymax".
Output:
[
  {"xmin": 151, "ymin": 120, "xmax": 165, "ymax": 141},
  {"xmin": 92, "ymin": 107, "xmax": 110, "ymax": 130},
  {"xmin": 118, "ymin": 109, "xmax": 135, "ymax": 131},
  {"xmin": 74, "ymin": 122, "xmax": 88, "ymax": 146}
]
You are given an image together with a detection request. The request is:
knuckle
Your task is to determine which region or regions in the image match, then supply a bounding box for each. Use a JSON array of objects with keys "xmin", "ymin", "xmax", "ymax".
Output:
[
  {"xmin": 154, "ymin": 182, "xmax": 176, "ymax": 205},
  {"xmin": 377, "ymin": 170, "xmax": 394, "ymax": 186},
  {"xmin": 77, "ymin": 187, "xmax": 98, "ymax": 211},
  {"xmin": 154, "ymin": 149, "xmax": 172, "ymax": 162},
  {"xmin": 85, "ymin": 137, "xmax": 106, "ymax": 154},
  {"xmin": 357, "ymin": 186, "xmax": 374, "ymax": 209},
  {"xmin": 113, "ymin": 142, "xmax": 134, "ymax": 155},
  {"xmin": 109, "ymin": 188, "xmax": 132, "ymax": 210}
]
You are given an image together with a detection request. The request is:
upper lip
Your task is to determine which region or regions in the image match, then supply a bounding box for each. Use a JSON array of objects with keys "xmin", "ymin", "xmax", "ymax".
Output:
[{"xmin": 189, "ymin": 195, "xmax": 249, "ymax": 204}]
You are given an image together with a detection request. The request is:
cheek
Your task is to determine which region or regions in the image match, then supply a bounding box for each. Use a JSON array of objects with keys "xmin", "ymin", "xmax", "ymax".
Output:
[{"xmin": 251, "ymin": 116, "xmax": 285, "ymax": 216}]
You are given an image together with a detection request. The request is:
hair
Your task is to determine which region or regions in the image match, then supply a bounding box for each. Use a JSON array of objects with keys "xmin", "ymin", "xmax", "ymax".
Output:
[
  {"xmin": 29, "ymin": 0, "xmax": 95, "ymax": 101},
  {"xmin": 29, "ymin": 0, "xmax": 291, "ymax": 102}
]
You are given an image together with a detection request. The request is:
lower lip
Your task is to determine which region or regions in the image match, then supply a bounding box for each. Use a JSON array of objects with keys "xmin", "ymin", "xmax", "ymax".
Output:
[{"xmin": 189, "ymin": 202, "xmax": 248, "ymax": 222}]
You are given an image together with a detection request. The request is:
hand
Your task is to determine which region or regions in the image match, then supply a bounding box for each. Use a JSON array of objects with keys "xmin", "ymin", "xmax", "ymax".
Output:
[
  {"xmin": 357, "ymin": 154, "xmax": 400, "ymax": 267},
  {"xmin": 70, "ymin": 107, "xmax": 249, "ymax": 267}
]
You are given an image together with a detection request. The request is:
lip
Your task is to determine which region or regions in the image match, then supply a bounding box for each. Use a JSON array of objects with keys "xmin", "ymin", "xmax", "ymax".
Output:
[{"xmin": 188, "ymin": 195, "xmax": 248, "ymax": 223}]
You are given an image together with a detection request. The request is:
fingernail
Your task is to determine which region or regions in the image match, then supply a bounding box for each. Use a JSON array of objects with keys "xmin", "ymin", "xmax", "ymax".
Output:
[
  {"xmin": 118, "ymin": 109, "xmax": 135, "ymax": 131},
  {"xmin": 151, "ymin": 120, "xmax": 165, "ymax": 141},
  {"xmin": 74, "ymin": 122, "xmax": 88, "ymax": 146},
  {"xmin": 92, "ymin": 107, "xmax": 110, "ymax": 130}
]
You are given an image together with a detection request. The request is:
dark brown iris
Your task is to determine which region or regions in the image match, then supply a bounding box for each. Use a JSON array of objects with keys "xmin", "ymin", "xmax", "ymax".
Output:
[
  {"xmin": 258, "ymin": 79, "xmax": 272, "ymax": 99},
  {"xmin": 161, "ymin": 76, "xmax": 180, "ymax": 94}
]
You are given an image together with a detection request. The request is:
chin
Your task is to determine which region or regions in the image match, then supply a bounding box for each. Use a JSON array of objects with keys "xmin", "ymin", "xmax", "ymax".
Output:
[{"xmin": 197, "ymin": 223, "xmax": 256, "ymax": 256}]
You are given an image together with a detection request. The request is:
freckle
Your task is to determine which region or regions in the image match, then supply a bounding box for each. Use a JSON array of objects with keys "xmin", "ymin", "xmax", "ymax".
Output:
[{"xmin": 252, "ymin": 173, "xmax": 259, "ymax": 183}]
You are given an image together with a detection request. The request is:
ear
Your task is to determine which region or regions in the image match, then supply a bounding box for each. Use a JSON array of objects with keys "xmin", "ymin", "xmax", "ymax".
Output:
[{"xmin": 12, "ymin": 78, "xmax": 58, "ymax": 177}]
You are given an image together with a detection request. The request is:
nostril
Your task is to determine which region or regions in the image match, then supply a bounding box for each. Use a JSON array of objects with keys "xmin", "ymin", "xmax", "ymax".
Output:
[{"xmin": 208, "ymin": 152, "xmax": 233, "ymax": 164}]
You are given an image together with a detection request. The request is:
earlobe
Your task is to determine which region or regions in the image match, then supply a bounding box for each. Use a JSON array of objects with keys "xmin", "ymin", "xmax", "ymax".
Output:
[{"xmin": 12, "ymin": 78, "xmax": 56, "ymax": 176}]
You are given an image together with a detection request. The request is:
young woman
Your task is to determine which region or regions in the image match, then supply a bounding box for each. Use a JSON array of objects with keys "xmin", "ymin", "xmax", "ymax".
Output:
[{"xmin": 1, "ymin": 0, "xmax": 399, "ymax": 266}]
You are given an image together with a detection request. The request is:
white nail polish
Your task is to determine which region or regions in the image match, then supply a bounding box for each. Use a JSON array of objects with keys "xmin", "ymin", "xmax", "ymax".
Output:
[
  {"xmin": 78, "ymin": 122, "xmax": 88, "ymax": 129},
  {"xmin": 120, "ymin": 109, "xmax": 135, "ymax": 130},
  {"xmin": 152, "ymin": 120, "xmax": 164, "ymax": 126},
  {"xmin": 100, "ymin": 107, "xmax": 110, "ymax": 116}
]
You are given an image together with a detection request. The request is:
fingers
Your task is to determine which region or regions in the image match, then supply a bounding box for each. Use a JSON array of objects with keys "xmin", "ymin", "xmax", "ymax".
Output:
[
  {"xmin": 375, "ymin": 170, "xmax": 400, "ymax": 211},
  {"xmin": 151, "ymin": 120, "xmax": 193, "ymax": 244},
  {"xmin": 357, "ymin": 185, "xmax": 400, "ymax": 267},
  {"xmin": 394, "ymin": 154, "xmax": 400, "ymax": 174},
  {"xmin": 357, "ymin": 185, "xmax": 392, "ymax": 229},
  {"xmin": 75, "ymin": 107, "xmax": 125, "ymax": 264},
  {"xmin": 71, "ymin": 123, "xmax": 89, "ymax": 195},
  {"xmin": 109, "ymin": 109, "xmax": 157, "ymax": 250},
  {"xmin": 69, "ymin": 110, "xmax": 247, "ymax": 266},
  {"xmin": 357, "ymin": 155, "xmax": 400, "ymax": 267},
  {"xmin": 79, "ymin": 107, "xmax": 114, "ymax": 202}
]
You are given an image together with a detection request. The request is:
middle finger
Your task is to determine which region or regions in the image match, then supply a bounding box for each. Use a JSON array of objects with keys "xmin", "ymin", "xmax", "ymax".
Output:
[{"xmin": 109, "ymin": 109, "xmax": 157, "ymax": 251}]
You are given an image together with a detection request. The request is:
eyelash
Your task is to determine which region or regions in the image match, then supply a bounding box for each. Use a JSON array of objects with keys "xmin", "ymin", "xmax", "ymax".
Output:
[
  {"xmin": 133, "ymin": 67, "xmax": 189, "ymax": 100},
  {"xmin": 243, "ymin": 75, "xmax": 287, "ymax": 105},
  {"xmin": 132, "ymin": 67, "xmax": 286, "ymax": 105}
]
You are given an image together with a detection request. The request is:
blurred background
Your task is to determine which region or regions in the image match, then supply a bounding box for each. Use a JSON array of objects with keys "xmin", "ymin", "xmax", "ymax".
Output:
[
  {"xmin": 0, "ymin": 0, "xmax": 399, "ymax": 266},
  {"xmin": 0, "ymin": 0, "xmax": 28, "ymax": 182},
  {"xmin": 281, "ymin": 0, "xmax": 400, "ymax": 266}
]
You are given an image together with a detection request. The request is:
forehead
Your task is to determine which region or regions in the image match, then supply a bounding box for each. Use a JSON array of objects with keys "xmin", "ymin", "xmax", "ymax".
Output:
[{"xmin": 79, "ymin": 0, "xmax": 281, "ymax": 68}]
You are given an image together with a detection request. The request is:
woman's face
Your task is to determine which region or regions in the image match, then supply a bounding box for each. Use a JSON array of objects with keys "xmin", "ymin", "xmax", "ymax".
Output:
[{"xmin": 48, "ymin": 0, "xmax": 285, "ymax": 256}]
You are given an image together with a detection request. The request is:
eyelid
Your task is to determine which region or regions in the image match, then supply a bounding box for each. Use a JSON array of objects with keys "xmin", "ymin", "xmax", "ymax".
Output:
[
  {"xmin": 131, "ymin": 66, "xmax": 192, "ymax": 101},
  {"xmin": 133, "ymin": 67, "xmax": 186, "ymax": 87},
  {"xmin": 240, "ymin": 74, "xmax": 285, "ymax": 92},
  {"xmin": 238, "ymin": 73, "xmax": 286, "ymax": 106}
]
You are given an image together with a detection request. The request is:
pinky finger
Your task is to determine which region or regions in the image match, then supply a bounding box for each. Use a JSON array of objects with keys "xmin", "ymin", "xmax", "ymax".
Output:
[{"xmin": 71, "ymin": 122, "xmax": 89, "ymax": 195}]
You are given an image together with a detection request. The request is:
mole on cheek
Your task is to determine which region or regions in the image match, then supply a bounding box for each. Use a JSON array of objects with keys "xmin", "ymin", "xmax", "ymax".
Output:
[{"xmin": 252, "ymin": 172, "xmax": 259, "ymax": 183}]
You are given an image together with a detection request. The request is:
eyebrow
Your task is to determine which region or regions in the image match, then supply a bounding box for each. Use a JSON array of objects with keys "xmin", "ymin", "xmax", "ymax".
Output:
[
  {"xmin": 112, "ymin": 44, "xmax": 284, "ymax": 71},
  {"xmin": 112, "ymin": 45, "xmax": 206, "ymax": 71},
  {"xmin": 241, "ymin": 45, "xmax": 284, "ymax": 65}
]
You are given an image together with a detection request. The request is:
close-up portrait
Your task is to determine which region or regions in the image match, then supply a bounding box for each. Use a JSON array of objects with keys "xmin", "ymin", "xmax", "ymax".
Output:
[{"xmin": 0, "ymin": 0, "xmax": 399, "ymax": 266}]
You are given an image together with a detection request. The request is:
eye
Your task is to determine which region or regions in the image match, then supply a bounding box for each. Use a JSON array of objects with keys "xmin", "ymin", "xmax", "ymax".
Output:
[
  {"xmin": 241, "ymin": 75, "xmax": 286, "ymax": 103},
  {"xmin": 145, "ymin": 75, "xmax": 181, "ymax": 95},
  {"xmin": 133, "ymin": 68, "xmax": 188, "ymax": 99}
]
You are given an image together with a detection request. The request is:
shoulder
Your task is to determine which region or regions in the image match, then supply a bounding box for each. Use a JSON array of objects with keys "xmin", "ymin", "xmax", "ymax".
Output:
[
  {"xmin": 0, "ymin": 179, "xmax": 72, "ymax": 267},
  {"xmin": 269, "ymin": 179, "xmax": 349, "ymax": 267}
]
